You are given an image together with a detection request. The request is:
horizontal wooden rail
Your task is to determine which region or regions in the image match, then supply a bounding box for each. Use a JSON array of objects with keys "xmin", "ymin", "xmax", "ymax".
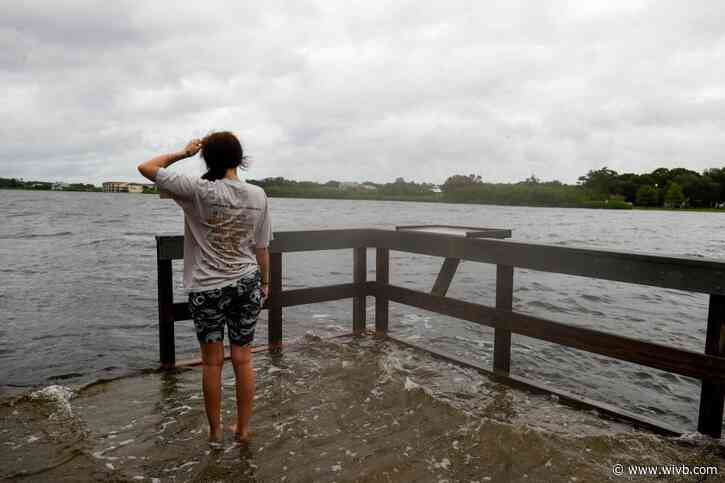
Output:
[
  {"xmin": 157, "ymin": 230, "xmax": 725, "ymax": 295},
  {"xmin": 281, "ymin": 283, "xmax": 367, "ymax": 307},
  {"xmin": 169, "ymin": 282, "xmax": 374, "ymax": 322},
  {"xmin": 156, "ymin": 229, "xmax": 373, "ymax": 260},
  {"xmin": 372, "ymin": 282, "xmax": 725, "ymax": 384},
  {"xmin": 371, "ymin": 229, "xmax": 725, "ymax": 296}
]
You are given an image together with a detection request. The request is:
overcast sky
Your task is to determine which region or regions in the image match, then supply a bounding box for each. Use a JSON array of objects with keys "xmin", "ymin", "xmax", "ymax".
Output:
[{"xmin": 2, "ymin": 1, "xmax": 725, "ymax": 185}]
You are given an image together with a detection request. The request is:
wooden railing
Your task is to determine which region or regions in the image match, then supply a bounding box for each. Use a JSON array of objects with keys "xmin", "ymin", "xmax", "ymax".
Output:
[{"xmin": 155, "ymin": 228, "xmax": 725, "ymax": 438}]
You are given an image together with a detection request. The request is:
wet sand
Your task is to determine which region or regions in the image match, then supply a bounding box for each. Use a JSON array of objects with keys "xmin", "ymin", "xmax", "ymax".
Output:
[{"xmin": 2, "ymin": 336, "xmax": 724, "ymax": 482}]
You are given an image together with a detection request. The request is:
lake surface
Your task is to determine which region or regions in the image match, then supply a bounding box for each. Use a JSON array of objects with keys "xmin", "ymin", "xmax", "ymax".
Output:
[{"xmin": 1, "ymin": 190, "xmax": 724, "ymax": 431}]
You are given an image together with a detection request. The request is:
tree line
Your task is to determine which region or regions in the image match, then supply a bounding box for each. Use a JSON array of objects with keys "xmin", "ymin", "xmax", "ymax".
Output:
[
  {"xmin": 574, "ymin": 167, "xmax": 725, "ymax": 208},
  {"xmin": 249, "ymin": 166, "xmax": 725, "ymax": 209},
  {"xmin": 0, "ymin": 178, "xmax": 100, "ymax": 192},
  {"xmin": 4, "ymin": 166, "xmax": 725, "ymax": 209}
]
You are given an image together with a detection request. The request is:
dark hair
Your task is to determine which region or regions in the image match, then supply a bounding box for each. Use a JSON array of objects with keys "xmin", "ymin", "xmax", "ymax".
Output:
[{"xmin": 200, "ymin": 131, "xmax": 248, "ymax": 181}]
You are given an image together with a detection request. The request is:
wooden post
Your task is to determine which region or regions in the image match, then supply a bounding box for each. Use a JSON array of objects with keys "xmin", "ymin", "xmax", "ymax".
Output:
[
  {"xmin": 157, "ymin": 257, "xmax": 175, "ymax": 369},
  {"xmin": 268, "ymin": 252, "xmax": 283, "ymax": 352},
  {"xmin": 697, "ymin": 294, "xmax": 725, "ymax": 438},
  {"xmin": 431, "ymin": 258, "xmax": 461, "ymax": 297},
  {"xmin": 375, "ymin": 248, "xmax": 390, "ymax": 336},
  {"xmin": 493, "ymin": 264, "xmax": 514, "ymax": 374},
  {"xmin": 353, "ymin": 247, "xmax": 367, "ymax": 334}
]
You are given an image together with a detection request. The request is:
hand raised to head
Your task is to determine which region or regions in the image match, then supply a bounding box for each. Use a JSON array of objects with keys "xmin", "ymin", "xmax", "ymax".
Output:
[{"xmin": 182, "ymin": 139, "xmax": 203, "ymax": 157}]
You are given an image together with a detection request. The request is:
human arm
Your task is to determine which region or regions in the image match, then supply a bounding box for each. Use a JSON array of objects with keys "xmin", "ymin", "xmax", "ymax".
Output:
[
  {"xmin": 254, "ymin": 195, "xmax": 273, "ymax": 304},
  {"xmin": 137, "ymin": 139, "xmax": 202, "ymax": 182}
]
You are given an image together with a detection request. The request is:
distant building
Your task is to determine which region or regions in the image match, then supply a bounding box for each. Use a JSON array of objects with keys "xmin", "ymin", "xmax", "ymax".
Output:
[
  {"xmin": 103, "ymin": 181, "xmax": 145, "ymax": 193},
  {"xmin": 339, "ymin": 181, "xmax": 360, "ymax": 190},
  {"xmin": 52, "ymin": 182, "xmax": 69, "ymax": 191},
  {"xmin": 339, "ymin": 182, "xmax": 377, "ymax": 191}
]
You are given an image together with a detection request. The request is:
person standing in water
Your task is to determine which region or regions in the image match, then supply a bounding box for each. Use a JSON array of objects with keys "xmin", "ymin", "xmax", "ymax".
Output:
[{"xmin": 138, "ymin": 132, "xmax": 272, "ymax": 445}]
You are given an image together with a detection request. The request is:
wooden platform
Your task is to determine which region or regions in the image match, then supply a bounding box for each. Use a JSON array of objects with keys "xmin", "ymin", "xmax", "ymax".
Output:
[{"xmin": 155, "ymin": 227, "xmax": 725, "ymax": 438}]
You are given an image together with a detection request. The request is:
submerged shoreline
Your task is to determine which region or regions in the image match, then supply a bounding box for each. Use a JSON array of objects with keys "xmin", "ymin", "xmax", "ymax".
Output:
[{"xmin": 3, "ymin": 336, "xmax": 724, "ymax": 482}]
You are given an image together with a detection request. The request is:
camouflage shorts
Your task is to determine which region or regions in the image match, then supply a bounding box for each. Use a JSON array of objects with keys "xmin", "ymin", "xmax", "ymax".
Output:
[{"xmin": 188, "ymin": 271, "xmax": 262, "ymax": 347}]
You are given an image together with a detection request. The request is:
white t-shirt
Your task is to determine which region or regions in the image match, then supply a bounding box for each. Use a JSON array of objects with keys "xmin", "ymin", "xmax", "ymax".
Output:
[{"xmin": 156, "ymin": 168, "xmax": 272, "ymax": 292}]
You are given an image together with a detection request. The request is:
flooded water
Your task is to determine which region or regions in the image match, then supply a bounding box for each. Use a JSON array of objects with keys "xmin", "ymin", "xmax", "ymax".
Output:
[
  {"xmin": 2, "ymin": 336, "xmax": 724, "ymax": 482},
  {"xmin": 2, "ymin": 189, "xmax": 725, "ymax": 479}
]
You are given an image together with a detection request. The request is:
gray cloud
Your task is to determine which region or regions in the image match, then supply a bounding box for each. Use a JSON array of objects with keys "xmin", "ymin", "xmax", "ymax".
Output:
[{"xmin": 1, "ymin": 0, "xmax": 724, "ymax": 184}]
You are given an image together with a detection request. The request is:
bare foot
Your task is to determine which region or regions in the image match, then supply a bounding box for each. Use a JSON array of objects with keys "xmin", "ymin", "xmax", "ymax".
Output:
[
  {"xmin": 228, "ymin": 423, "xmax": 250, "ymax": 442},
  {"xmin": 208, "ymin": 428, "xmax": 224, "ymax": 447}
]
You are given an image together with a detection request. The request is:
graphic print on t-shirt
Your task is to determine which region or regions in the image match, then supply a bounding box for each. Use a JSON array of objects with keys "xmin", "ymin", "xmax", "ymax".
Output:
[{"xmin": 204, "ymin": 202, "xmax": 260, "ymax": 273}]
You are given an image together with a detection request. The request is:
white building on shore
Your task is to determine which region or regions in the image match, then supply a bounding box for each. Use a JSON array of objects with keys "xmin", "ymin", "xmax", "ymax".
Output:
[{"xmin": 102, "ymin": 181, "xmax": 146, "ymax": 193}]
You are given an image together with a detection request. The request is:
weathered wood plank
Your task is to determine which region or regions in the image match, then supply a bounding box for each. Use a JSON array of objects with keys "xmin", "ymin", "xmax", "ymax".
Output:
[
  {"xmin": 371, "ymin": 283, "xmax": 725, "ymax": 383},
  {"xmin": 159, "ymin": 229, "xmax": 725, "ymax": 296},
  {"xmin": 353, "ymin": 247, "xmax": 367, "ymax": 334},
  {"xmin": 156, "ymin": 230, "xmax": 372, "ymax": 260},
  {"xmin": 156, "ymin": 235, "xmax": 184, "ymax": 260},
  {"xmin": 493, "ymin": 265, "xmax": 513, "ymax": 374},
  {"xmin": 156, "ymin": 257, "xmax": 175, "ymax": 369},
  {"xmin": 172, "ymin": 284, "xmax": 360, "ymax": 319},
  {"xmin": 373, "ymin": 229, "xmax": 725, "ymax": 295},
  {"xmin": 270, "ymin": 229, "xmax": 372, "ymax": 253},
  {"xmin": 281, "ymin": 283, "xmax": 361, "ymax": 307},
  {"xmin": 387, "ymin": 335, "xmax": 682, "ymax": 437},
  {"xmin": 697, "ymin": 294, "xmax": 725, "ymax": 438},
  {"xmin": 431, "ymin": 258, "xmax": 460, "ymax": 297},
  {"xmin": 375, "ymin": 248, "xmax": 390, "ymax": 335},
  {"xmin": 268, "ymin": 252, "xmax": 283, "ymax": 351}
]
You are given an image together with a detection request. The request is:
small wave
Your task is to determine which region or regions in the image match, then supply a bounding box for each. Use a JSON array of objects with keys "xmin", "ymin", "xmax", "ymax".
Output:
[
  {"xmin": 29, "ymin": 385, "xmax": 73, "ymax": 417},
  {"xmin": 6, "ymin": 212, "xmax": 42, "ymax": 218},
  {"xmin": 74, "ymin": 238, "xmax": 115, "ymax": 247},
  {"xmin": 525, "ymin": 300, "xmax": 569, "ymax": 314},
  {"xmin": 48, "ymin": 372, "xmax": 84, "ymax": 382},
  {"xmin": 0, "ymin": 231, "xmax": 73, "ymax": 240}
]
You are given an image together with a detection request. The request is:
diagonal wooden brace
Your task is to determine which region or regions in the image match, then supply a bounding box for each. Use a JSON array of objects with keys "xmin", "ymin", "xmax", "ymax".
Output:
[{"xmin": 431, "ymin": 257, "xmax": 461, "ymax": 297}]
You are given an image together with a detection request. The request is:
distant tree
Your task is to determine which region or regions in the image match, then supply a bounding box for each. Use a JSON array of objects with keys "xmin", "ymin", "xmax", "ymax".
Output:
[
  {"xmin": 522, "ymin": 174, "xmax": 540, "ymax": 185},
  {"xmin": 615, "ymin": 173, "xmax": 642, "ymax": 203},
  {"xmin": 578, "ymin": 167, "xmax": 619, "ymax": 198},
  {"xmin": 650, "ymin": 167, "xmax": 672, "ymax": 187},
  {"xmin": 635, "ymin": 185, "xmax": 659, "ymax": 206},
  {"xmin": 703, "ymin": 168, "xmax": 725, "ymax": 204},
  {"xmin": 664, "ymin": 182, "xmax": 686, "ymax": 208},
  {"xmin": 441, "ymin": 174, "xmax": 482, "ymax": 192}
]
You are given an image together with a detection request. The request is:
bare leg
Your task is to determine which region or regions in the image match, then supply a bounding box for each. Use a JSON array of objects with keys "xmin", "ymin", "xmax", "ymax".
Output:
[
  {"xmin": 200, "ymin": 342, "xmax": 225, "ymax": 443},
  {"xmin": 230, "ymin": 344, "xmax": 255, "ymax": 441}
]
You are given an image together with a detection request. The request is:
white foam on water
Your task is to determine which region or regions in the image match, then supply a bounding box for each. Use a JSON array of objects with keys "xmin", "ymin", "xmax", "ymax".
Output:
[
  {"xmin": 404, "ymin": 377, "xmax": 420, "ymax": 391},
  {"xmin": 170, "ymin": 405, "xmax": 192, "ymax": 413},
  {"xmin": 159, "ymin": 419, "xmax": 177, "ymax": 433},
  {"xmin": 92, "ymin": 445, "xmax": 120, "ymax": 461},
  {"xmin": 29, "ymin": 385, "xmax": 73, "ymax": 417},
  {"xmin": 27, "ymin": 435, "xmax": 40, "ymax": 443}
]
